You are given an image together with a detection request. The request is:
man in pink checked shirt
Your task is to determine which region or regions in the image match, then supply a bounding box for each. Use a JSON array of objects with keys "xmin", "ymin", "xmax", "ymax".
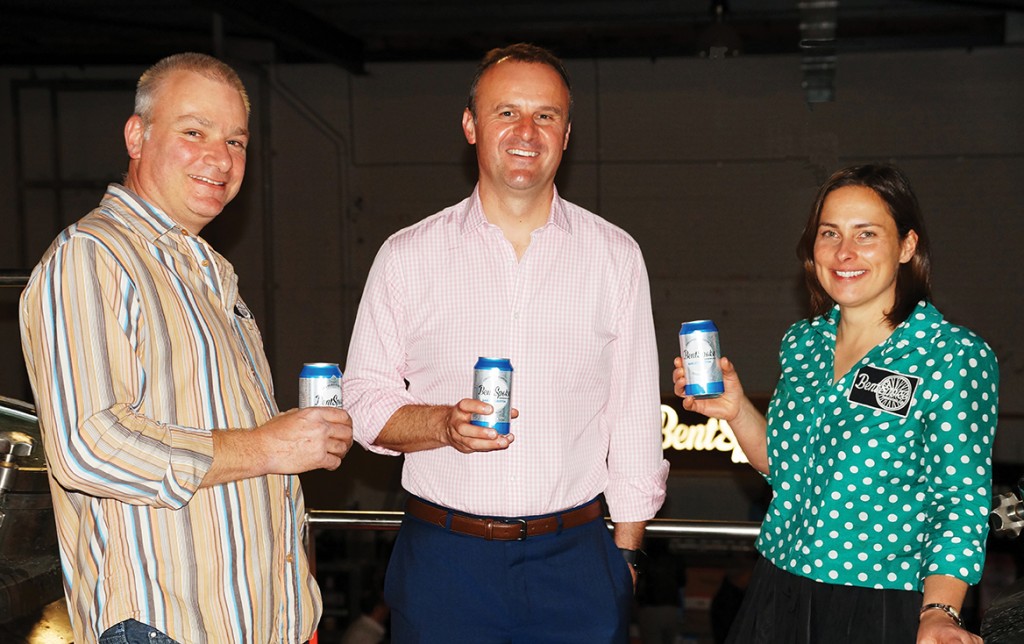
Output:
[{"xmin": 342, "ymin": 43, "xmax": 669, "ymax": 643}]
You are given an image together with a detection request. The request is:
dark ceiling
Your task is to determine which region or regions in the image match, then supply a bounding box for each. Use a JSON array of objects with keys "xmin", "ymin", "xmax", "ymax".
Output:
[{"xmin": 2, "ymin": 0, "xmax": 1021, "ymax": 73}]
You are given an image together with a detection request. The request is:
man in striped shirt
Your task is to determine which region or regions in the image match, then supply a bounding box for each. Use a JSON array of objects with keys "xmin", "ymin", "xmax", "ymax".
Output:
[
  {"xmin": 343, "ymin": 44, "xmax": 668, "ymax": 642},
  {"xmin": 20, "ymin": 53, "xmax": 352, "ymax": 644}
]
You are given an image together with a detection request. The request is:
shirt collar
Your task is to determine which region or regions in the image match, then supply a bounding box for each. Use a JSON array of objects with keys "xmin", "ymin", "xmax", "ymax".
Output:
[
  {"xmin": 810, "ymin": 305, "xmax": 840, "ymax": 342},
  {"xmin": 100, "ymin": 183, "xmax": 189, "ymax": 243},
  {"xmin": 810, "ymin": 300, "xmax": 936, "ymax": 352},
  {"xmin": 460, "ymin": 184, "xmax": 573, "ymax": 236},
  {"xmin": 99, "ymin": 184, "xmax": 238, "ymax": 306},
  {"xmin": 881, "ymin": 300, "xmax": 939, "ymax": 356}
]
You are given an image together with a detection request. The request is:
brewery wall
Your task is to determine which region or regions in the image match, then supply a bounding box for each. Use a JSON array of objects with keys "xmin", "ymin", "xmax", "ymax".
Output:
[{"xmin": 0, "ymin": 48, "xmax": 1021, "ymax": 517}]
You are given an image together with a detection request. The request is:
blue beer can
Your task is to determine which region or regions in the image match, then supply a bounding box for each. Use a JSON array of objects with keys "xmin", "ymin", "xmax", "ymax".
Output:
[
  {"xmin": 471, "ymin": 357, "xmax": 513, "ymax": 434},
  {"xmin": 299, "ymin": 362, "xmax": 343, "ymax": 408},
  {"xmin": 679, "ymin": 320, "xmax": 724, "ymax": 398}
]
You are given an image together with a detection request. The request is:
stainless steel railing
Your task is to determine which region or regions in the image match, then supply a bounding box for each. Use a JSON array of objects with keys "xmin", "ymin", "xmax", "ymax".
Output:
[
  {"xmin": 306, "ymin": 510, "xmax": 762, "ymax": 540},
  {"xmin": 0, "ymin": 271, "xmax": 30, "ymax": 288}
]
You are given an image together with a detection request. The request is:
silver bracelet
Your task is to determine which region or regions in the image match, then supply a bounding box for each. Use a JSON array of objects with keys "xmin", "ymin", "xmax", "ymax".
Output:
[{"xmin": 920, "ymin": 603, "xmax": 963, "ymax": 628}]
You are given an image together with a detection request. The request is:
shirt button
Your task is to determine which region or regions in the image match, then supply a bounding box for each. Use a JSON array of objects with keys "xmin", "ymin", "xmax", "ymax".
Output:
[
  {"xmin": 201, "ymin": 259, "xmax": 210, "ymax": 267},
  {"xmin": 285, "ymin": 553, "xmax": 295, "ymax": 563}
]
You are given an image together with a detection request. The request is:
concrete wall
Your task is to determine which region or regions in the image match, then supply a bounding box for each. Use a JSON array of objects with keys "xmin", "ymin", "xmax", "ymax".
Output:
[{"xmin": 1, "ymin": 46, "xmax": 1021, "ymax": 514}]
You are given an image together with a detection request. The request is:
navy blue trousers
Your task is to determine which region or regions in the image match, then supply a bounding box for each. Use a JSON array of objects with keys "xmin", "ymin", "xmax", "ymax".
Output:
[{"xmin": 384, "ymin": 497, "xmax": 633, "ymax": 643}]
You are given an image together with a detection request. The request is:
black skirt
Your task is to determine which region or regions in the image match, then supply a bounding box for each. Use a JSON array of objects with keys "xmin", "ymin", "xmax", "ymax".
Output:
[{"xmin": 725, "ymin": 555, "xmax": 923, "ymax": 644}]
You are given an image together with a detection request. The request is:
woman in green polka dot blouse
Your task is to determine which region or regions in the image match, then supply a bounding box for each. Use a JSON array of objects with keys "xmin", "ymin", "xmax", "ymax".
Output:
[{"xmin": 674, "ymin": 164, "xmax": 998, "ymax": 644}]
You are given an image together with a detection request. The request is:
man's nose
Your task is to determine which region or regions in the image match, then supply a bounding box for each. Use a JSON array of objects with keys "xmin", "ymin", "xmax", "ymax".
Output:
[
  {"xmin": 514, "ymin": 118, "xmax": 537, "ymax": 139},
  {"xmin": 205, "ymin": 143, "xmax": 233, "ymax": 171}
]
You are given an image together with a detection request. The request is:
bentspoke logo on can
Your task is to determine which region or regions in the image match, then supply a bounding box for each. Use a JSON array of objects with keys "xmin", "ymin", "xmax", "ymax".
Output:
[
  {"xmin": 680, "ymin": 320, "xmax": 724, "ymax": 399},
  {"xmin": 471, "ymin": 357, "xmax": 513, "ymax": 435},
  {"xmin": 299, "ymin": 362, "xmax": 343, "ymax": 409}
]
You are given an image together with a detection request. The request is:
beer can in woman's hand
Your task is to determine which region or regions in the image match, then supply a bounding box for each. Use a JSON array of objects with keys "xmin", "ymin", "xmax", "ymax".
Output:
[{"xmin": 680, "ymin": 320, "xmax": 724, "ymax": 398}]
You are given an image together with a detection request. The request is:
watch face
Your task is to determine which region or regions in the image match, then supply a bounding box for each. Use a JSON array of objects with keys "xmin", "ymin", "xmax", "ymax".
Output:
[{"xmin": 635, "ymin": 549, "xmax": 648, "ymax": 573}]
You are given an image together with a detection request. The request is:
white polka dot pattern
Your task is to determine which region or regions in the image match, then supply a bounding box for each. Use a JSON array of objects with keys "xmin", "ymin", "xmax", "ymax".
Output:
[{"xmin": 756, "ymin": 301, "xmax": 998, "ymax": 591}]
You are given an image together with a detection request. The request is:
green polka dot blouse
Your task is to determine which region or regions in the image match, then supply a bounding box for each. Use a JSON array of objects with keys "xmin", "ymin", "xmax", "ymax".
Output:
[{"xmin": 757, "ymin": 300, "xmax": 999, "ymax": 591}]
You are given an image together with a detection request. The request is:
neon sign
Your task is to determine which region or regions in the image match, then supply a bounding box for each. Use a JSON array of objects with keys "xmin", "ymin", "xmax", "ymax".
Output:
[{"xmin": 661, "ymin": 404, "xmax": 749, "ymax": 464}]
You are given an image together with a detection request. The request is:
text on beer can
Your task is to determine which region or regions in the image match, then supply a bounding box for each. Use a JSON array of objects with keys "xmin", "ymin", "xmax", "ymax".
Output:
[
  {"xmin": 299, "ymin": 362, "xmax": 343, "ymax": 408},
  {"xmin": 471, "ymin": 357, "xmax": 513, "ymax": 434},
  {"xmin": 680, "ymin": 320, "xmax": 724, "ymax": 398}
]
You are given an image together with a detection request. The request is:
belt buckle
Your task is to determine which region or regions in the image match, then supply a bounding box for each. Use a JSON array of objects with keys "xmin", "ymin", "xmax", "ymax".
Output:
[{"xmin": 500, "ymin": 518, "xmax": 529, "ymax": 541}]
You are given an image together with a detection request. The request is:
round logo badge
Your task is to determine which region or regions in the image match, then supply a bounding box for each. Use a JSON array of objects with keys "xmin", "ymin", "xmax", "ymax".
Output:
[{"xmin": 874, "ymin": 375, "xmax": 914, "ymax": 411}]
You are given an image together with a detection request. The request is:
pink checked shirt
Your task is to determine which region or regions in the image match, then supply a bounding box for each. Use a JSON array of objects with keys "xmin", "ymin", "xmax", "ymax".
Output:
[{"xmin": 343, "ymin": 187, "xmax": 668, "ymax": 522}]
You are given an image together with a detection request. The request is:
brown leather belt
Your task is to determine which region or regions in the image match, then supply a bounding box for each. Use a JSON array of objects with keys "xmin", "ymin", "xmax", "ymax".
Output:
[{"xmin": 405, "ymin": 497, "xmax": 604, "ymax": 541}]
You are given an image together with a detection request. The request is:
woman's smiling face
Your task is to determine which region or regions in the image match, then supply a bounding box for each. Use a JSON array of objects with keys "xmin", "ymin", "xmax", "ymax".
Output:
[{"xmin": 813, "ymin": 185, "xmax": 918, "ymax": 317}]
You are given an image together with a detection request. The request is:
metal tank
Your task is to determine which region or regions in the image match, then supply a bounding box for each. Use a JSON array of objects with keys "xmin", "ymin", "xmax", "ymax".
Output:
[{"xmin": 0, "ymin": 396, "xmax": 64, "ymax": 633}]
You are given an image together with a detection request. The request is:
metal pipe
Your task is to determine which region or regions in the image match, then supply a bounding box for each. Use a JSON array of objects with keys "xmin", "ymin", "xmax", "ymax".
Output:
[
  {"xmin": 306, "ymin": 510, "xmax": 762, "ymax": 540},
  {"xmin": 0, "ymin": 272, "xmax": 30, "ymax": 288}
]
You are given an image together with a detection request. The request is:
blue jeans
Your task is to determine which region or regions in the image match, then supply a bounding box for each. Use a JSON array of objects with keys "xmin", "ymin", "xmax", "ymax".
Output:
[{"xmin": 99, "ymin": 619, "xmax": 180, "ymax": 644}]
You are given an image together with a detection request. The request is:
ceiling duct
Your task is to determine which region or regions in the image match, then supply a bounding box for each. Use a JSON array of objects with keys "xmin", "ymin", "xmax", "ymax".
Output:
[{"xmin": 799, "ymin": 0, "xmax": 839, "ymax": 103}]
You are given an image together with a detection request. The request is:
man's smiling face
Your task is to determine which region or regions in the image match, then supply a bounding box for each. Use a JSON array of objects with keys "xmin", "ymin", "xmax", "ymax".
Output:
[
  {"xmin": 125, "ymin": 69, "xmax": 249, "ymax": 233},
  {"xmin": 462, "ymin": 60, "xmax": 571, "ymax": 198}
]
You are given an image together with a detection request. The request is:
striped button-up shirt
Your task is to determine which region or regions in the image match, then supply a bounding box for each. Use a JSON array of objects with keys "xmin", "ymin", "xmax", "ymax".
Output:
[
  {"xmin": 20, "ymin": 184, "xmax": 320, "ymax": 643},
  {"xmin": 343, "ymin": 187, "xmax": 669, "ymax": 521}
]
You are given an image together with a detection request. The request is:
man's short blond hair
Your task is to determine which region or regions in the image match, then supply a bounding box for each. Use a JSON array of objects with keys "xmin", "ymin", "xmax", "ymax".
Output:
[{"xmin": 134, "ymin": 52, "xmax": 250, "ymax": 124}]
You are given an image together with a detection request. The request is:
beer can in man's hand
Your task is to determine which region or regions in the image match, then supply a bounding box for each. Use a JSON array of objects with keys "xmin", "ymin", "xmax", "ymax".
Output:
[
  {"xmin": 471, "ymin": 357, "xmax": 513, "ymax": 434},
  {"xmin": 680, "ymin": 320, "xmax": 724, "ymax": 398},
  {"xmin": 299, "ymin": 362, "xmax": 343, "ymax": 408}
]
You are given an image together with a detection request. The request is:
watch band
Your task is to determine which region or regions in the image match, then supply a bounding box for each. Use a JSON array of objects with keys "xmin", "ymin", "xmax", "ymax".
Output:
[
  {"xmin": 920, "ymin": 603, "xmax": 963, "ymax": 628},
  {"xmin": 618, "ymin": 548, "xmax": 648, "ymax": 575}
]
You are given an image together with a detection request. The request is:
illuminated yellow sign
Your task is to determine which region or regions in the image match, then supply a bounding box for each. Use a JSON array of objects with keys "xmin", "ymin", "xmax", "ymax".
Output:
[{"xmin": 661, "ymin": 404, "xmax": 749, "ymax": 464}]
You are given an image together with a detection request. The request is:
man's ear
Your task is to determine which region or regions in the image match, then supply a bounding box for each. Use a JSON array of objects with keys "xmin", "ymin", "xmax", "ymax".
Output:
[
  {"xmin": 125, "ymin": 115, "xmax": 145, "ymax": 159},
  {"xmin": 462, "ymin": 108, "xmax": 477, "ymax": 145}
]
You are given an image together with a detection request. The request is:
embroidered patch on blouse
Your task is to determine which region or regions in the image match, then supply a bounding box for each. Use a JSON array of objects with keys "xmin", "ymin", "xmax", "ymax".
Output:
[{"xmin": 847, "ymin": 365, "xmax": 921, "ymax": 417}]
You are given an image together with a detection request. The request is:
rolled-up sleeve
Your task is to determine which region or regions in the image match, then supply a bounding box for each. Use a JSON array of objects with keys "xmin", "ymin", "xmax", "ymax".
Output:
[
  {"xmin": 920, "ymin": 337, "xmax": 999, "ymax": 584},
  {"xmin": 343, "ymin": 240, "xmax": 419, "ymax": 455},
  {"xmin": 21, "ymin": 236, "xmax": 213, "ymax": 509}
]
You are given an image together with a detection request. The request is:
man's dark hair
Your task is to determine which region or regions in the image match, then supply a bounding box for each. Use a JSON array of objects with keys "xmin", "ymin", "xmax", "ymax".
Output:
[{"xmin": 466, "ymin": 43, "xmax": 573, "ymax": 122}]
